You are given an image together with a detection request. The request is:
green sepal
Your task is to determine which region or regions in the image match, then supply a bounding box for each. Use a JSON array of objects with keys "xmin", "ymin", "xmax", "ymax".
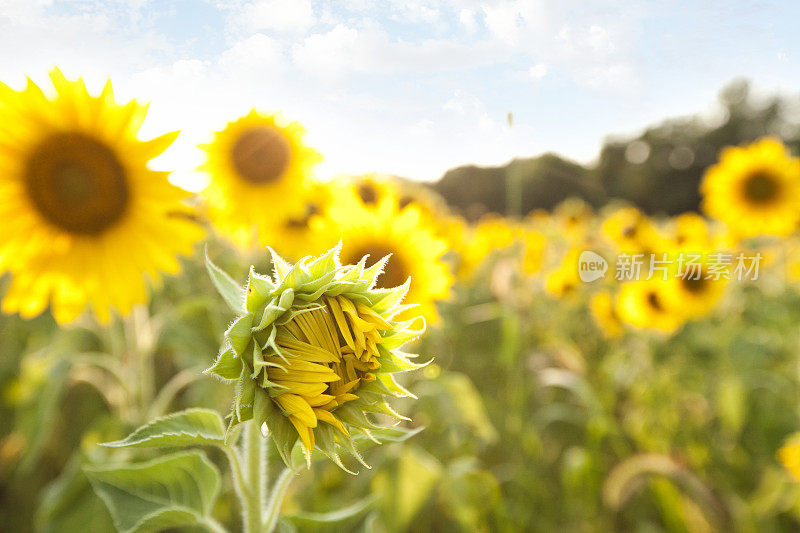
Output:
[
  {"xmin": 362, "ymin": 400, "xmax": 411, "ymax": 421},
  {"xmin": 246, "ymin": 265, "xmax": 275, "ymax": 314},
  {"xmin": 232, "ymin": 365, "xmax": 255, "ymax": 425},
  {"xmin": 378, "ymin": 373, "xmax": 416, "ymax": 398},
  {"xmin": 268, "ymin": 247, "xmax": 292, "ymax": 283},
  {"xmin": 368, "ymin": 278, "xmax": 410, "ymax": 313},
  {"xmin": 314, "ymin": 424, "xmax": 356, "ymax": 474},
  {"xmin": 254, "ymin": 388, "xmax": 298, "ymax": 467},
  {"xmin": 253, "ymin": 289, "xmax": 295, "ymax": 331},
  {"xmin": 225, "ymin": 313, "xmax": 254, "ymax": 356},
  {"xmin": 204, "ymin": 347, "xmax": 242, "ymax": 381},
  {"xmin": 205, "ymin": 247, "xmax": 245, "ymax": 313},
  {"xmin": 376, "ymin": 345, "xmax": 429, "ymax": 373},
  {"xmin": 333, "ymin": 403, "xmax": 378, "ymax": 429}
]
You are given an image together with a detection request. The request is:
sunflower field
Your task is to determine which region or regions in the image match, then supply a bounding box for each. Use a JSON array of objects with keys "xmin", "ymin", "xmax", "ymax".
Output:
[{"xmin": 3, "ymin": 68, "xmax": 800, "ymax": 533}]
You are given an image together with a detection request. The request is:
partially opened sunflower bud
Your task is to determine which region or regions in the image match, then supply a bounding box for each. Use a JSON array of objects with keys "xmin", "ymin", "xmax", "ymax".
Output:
[{"xmin": 205, "ymin": 244, "xmax": 426, "ymax": 469}]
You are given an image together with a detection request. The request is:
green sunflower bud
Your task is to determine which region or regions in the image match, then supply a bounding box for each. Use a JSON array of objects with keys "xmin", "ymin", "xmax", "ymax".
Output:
[{"xmin": 205, "ymin": 244, "xmax": 427, "ymax": 469}]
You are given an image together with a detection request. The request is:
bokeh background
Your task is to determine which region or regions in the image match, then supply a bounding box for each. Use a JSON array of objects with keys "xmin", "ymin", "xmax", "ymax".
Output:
[{"xmin": 3, "ymin": 1, "xmax": 800, "ymax": 532}]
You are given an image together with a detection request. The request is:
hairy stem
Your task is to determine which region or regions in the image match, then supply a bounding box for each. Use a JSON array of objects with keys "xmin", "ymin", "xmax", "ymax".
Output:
[
  {"xmin": 243, "ymin": 420, "xmax": 266, "ymax": 533},
  {"xmin": 264, "ymin": 468, "xmax": 295, "ymax": 533}
]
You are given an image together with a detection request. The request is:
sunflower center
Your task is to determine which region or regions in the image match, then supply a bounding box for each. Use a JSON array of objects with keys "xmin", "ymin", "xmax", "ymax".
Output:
[
  {"xmin": 285, "ymin": 202, "xmax": 320, "ymax": 229},
  {"xmin": 681, "ymin": 276, "xmax": 707, "ymax": 294},
  {"xmin": 646, "ymin": 290, "xmax": 663, "ymax": 311},
  {"xmin": 742, "ymin": 171, "xmax": 779, "ymax": 204},
  {"xmin": 357, "ymin": 182, "xmax": 379, "ymax": 205},
  {"xmin": 346, "ymin": 246, "xmax": 407, "ymax": 288},
  {"xmin": 622, "ymin": 225, "xmax": 638, "ymax": 238},
  {"xmin": 231, "ymin": 127, "xmax": 291, "ymax": 185},
  {"xmin": 24, "ymin": 132, "xmax": 129, "ymax": 235}
]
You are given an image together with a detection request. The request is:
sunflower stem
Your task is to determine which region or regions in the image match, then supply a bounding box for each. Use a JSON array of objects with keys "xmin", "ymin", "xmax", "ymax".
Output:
[
  {"xmin": 243, "ymin": 420, "xmax": 266, "ymax": 533},
  {"xmin": 263, "ymin": 468, "xmax": 295, "ymax": 533}
]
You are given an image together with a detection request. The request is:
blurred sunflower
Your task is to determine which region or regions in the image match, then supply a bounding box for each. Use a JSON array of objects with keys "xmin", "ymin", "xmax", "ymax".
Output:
[
  {"xmin": 339, "ymin": 173, "xmax": 400, "ymax": 211},
  {"xmin": 779, "ymin": 438, "xmax": 800, "ymax": 481},
  {"xmin": 664, "ymin": 212, "xmax": 717, "ymax": 251},
  {"xmin": 662, "ymin": 261, "xmax": 728, "ymax": 320},
  {"xmin": 552, "ymin": 198, "xmax": 594, "ymax": 243},
  {"xmin": 617, "ymin": 279, "xmax": 684, "ymax": 332},
  {"xmin": 602, "ymin": 206, "xmax": 661, "ymax": 254},
  {"xmin": 590, "ymin": 292, "xmax": 624, "ymax": 339},
  {"xmin": 272, "ymin": 182, "xmax": 336, "ymax": 260},
  {"xmin": 457, "ymin": 215, "xmax": 519, "ymax": 279},
  {"xmin": 701, "ymin": 137, "xmax": 800, "ymax": 238},
  {"xmin": 519, "ymin": 228, "xmax": 547, "ymax": 275},
  {"xmin": 0, "ymin": 69, "xmax": 203, "ymax": 323},
  {"xmin": 318, "ymin": 202, "xmax": 452, "ymax": 324},
  {"xmin": 544, "ymin": 248, "xmax": 583, "ymax": 298},
  {"xmin": 200, "ymin": 110, "xmax": 321, "ymax": 247}
]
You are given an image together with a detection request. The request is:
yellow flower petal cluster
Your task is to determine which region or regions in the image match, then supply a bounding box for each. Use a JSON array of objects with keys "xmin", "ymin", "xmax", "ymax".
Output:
[{"xmin": 0, "ymin": 69, "xmax": 203, "ymax": 322}]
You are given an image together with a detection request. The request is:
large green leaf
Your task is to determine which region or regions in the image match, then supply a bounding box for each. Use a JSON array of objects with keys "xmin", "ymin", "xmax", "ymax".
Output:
[
  {"xmin": 84, "ymin": 451, "xmax": 221, "ymax": 533},
  {"xmin": 101, "ymin": 409, "xmax": 225, "ymax": 449},
  {"xmin": 205, "ymin": 247, "xmax": 244, "ymax": 313}
]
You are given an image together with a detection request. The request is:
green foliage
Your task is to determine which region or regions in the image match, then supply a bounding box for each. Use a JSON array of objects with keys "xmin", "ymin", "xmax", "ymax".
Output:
[
  {"xmin": 84, "ymin": 451, "xmax": 221, "ymax": 533},
  {"xmin": 101, "ymin": 409, "xmax": 226, "ymax": 449}
]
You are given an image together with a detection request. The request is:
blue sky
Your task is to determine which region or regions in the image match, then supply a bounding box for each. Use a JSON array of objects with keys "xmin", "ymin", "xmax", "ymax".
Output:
[{"xmin": 1, "ymin": 1, "xmax": 799, "ymax": 190}]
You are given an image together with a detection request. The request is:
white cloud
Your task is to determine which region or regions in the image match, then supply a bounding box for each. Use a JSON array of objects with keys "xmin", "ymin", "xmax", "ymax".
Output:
[
  {"xmin": 233, "ymin": 0, "xmax": 315, "ymax": 34},
  {"xmin": 219, "ymin": 33, "xmax": 286, "ymax": 76},
  {"xmin": 529, "ymin": 63, "xmax": 547, "ymax": 80},
  {"xmin": 458, "ymin": 9, "xmax": 478, "ymax": 33},
  {"xmin": 292, "ymin": 24, "xmax": 500, "ymax": 77}
]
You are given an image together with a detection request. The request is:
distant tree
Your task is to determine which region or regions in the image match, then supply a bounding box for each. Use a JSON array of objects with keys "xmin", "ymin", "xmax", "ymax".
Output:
[{"xmin": 429, "ymin": 79, "xmax": 800, "ymax": 218}]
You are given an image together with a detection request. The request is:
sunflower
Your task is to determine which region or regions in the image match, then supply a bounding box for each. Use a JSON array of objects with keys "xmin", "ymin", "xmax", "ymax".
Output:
[
  {"xmin": 590, "ymin": 292, "xmax": 624, "ymax": 339},
  {"xmin": 0, "ymin": 69, "xmax": 203, "ymax": 323},
  {"xmin": 701, "ymin": 137, "xmax": 800, "ymax": 238},
  {"xmin": 457, "ymin": 215, "xmax": 519, "ymax": 279},
  {"xmin": 601, "ymin": 206, "xmax": 662, "ymax": 254},
  {"xmin": 271, "ymin": 182, "xmax": 336, "ymax": 260},
  {"xmin": 519, "ymin": 228, "xmax": 547, "ymax": 275},
  {"xmin": 661, "ymin": 260, "xmax": 728, "ymax": 320},
  {"xmin": 779, "ymin": 437, "xmax": 800, "ymax": 481},
  {"xmin": 552, "ymin": 198, "xmax": 594, "ymax": 244},
  {"xmin": 205, "ymin": 245, "xmax": 425, "ymax": 466},
  {"xmin": 616, "ymin": 279, "xmax": 685, "ymax": 333},
  {"xmin": 315, "ymin": 201, "xmax": 452, "ymax": 324},
  {"xmin": 544, "ymin": 248, "xmax": 584, "ymax": 298},
  {"xmin": 200, "ymin": 110, "xmax": 321, "ymax": 247}
]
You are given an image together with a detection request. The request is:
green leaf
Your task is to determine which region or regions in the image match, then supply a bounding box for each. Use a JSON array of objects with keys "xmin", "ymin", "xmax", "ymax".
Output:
[
  {"xmin": 285, "ymin": 494, "xmax": 378, "ymax": 526},
  {"xmin": 205, "ymin": 247, "xmax": 244, "ymax": 313},
  {"xmin": 85, "ymin": 451, "xmax": 220, "ymax": 533},
  {"xmin": 101, "ymin": 409, "xmax": 225, "ymax": 449}
]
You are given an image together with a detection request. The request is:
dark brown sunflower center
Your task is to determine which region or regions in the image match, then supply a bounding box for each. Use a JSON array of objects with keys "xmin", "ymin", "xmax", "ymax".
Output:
[
  {"xmin": 622, "ymin": 225, "xmax": 638, "ymax": 238},
  {"xmin": 742, "ymin": 171, "xmax": 779, "ymax": 204},
  {"xmin": 681, "ymin": 276, "xmax": 707, "ymax": 294},
  {"xmin": 646, "ymin": 291, "xmax": 663, "ymax": 311},
  {"xmin": 231, "ymin": 127, "xmax": 291, "ymax": 185},
  {"xmin": 357, "ymin": 182, "xmax": 378, "ymax": 205},
  {"xmin": 285, "ymin": 202, "xmax": 320, "ymax": 229},
  {"xmin": 346, "ymin": 246, "xmax": 407, "ymax": 288},
  {"xmin": 24, "ymin": 132, "xmax": 129, "ymax": 235}
]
